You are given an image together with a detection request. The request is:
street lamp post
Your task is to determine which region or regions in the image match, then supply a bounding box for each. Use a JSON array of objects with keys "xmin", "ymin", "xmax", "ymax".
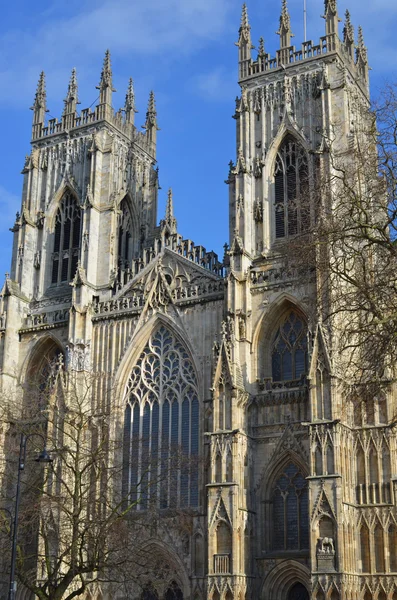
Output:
[{"xmin": 8, "ymin": 433, "xmax": 52, "ymax": 600}]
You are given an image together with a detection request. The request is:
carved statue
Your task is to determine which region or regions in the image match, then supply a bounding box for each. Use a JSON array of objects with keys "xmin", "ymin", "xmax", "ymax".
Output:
[{"xmin": 317, "ymin": 537, "xmax": 335, "ymax": 553}]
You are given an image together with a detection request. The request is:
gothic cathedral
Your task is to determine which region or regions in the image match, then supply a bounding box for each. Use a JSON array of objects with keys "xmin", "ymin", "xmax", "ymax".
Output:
[{"xmin": 0, "ymin": 1, "xmax": 394, "ymax": 599}]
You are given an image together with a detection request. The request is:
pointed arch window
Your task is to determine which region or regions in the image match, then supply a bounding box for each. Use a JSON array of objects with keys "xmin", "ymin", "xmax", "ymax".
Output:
[
  {"xmin": 122, "ymin": 326, "xmax": 199, "ymax": 509},
  {"xmin": 274, "ymin": 136, "xmax": 309, "ymax": 239},
  {"xmin": 272, "ymin": 462, "xmax": 309, "ymax": 551},
  {"xmin": 271, "ymin": 310, "xmax": 308, "ymax": 382},
  {"xmin": 117, "ymin": 199, "xmax": 134, "ymax": 283},
  {"xmin": 51, "ymin": 192, "xmax": 81, "ymax": 284}
]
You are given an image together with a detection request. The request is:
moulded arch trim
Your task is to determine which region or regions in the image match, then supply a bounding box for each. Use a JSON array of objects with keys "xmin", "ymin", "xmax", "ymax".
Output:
[
  {"xmin": 140, "ymin": 539, "xmax": 190, "ymax": 597},
  {"xmin": 19, "ymin": 333, "xmax": 65, "ymax": 385},
  {"xmin": 260, "ymin": 449, "xmax": 309, "ymax": 502},
  {"xmin": 266, "ymin": 118, "xmax": 311, "ymax": 178},
  {"xmin": 113, "ymin": 190, "xmax": 140, "ymax": 233},
  {"xmin": 261, "ymin": 560, "xmax": 310, "ymax": 600},
  {"xmin": 46, "ymin": 183, "xmax": 80, "ymax": 232},
  {"xmin": 113, "ymin": 311, "xmax": 201, "ymax": 416},
  {"xmin": 251, "ymin": 292, "xmax": 309, "ymax": 382}
]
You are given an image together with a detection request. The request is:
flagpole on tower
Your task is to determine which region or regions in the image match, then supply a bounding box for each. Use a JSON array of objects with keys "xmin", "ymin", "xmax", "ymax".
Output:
[{"xmin": 304, "ymin": 0, "xmax": 307, "ymax": 40}]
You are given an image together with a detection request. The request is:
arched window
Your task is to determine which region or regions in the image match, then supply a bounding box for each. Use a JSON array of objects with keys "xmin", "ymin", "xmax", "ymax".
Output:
[
  {"xmin": 271, "ymin": 311, "xmax": 308, "ymax": 382},
  {"xmin": 164, "ymin": 582, "xmax": 183, "ymax": 600},
  {"xmin": 274, "ymin": 136, "xmax": 309, "ymax": 239},
  {"xmin": 51, "ymin": 191, "xmax": 81, "ymax": 285},
  {"xmin": 272, "ymin": 462, "xmax": 309, "ymax": 551},
  {"xmin": 117, "ymin": 199, "xmax": 134, "ymax": 282},
  {"xmin": 122, "ymin": 326, "xmax": 199, "ymax": 509},
  {"xmin": 287, "ymin": 583, "xmax": 309, "ymax": 600}
]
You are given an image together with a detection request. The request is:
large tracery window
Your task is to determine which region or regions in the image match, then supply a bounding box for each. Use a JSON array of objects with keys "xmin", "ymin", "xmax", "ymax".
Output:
[
  {"xmin": 51, "ymin": 192, "xmax": 81, "ymax": 285},
  {"xmin": 274, "ymin": 136, "xmax": 309, "ymax": 239},
  {"xmin": 272, "ymin": 462, "xmax": 309, "ymax": 552},
  {"xmin": 123, "ymin": 326, "xmax": 199, "ymax": 509},
  {"xmin": 272, "ymin": 311, "xmax": 308, "ymax": 382}
]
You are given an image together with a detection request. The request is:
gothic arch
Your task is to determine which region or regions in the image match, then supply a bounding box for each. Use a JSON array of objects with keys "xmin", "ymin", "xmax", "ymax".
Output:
[
  {"xmin": 260, "ymin": 448, "xmax": 309, "ymax": 500},
  {"xmin": 113, "ymin": 312, "xmax": 201, "ymax": 415},
  {"xmin": 266, "ymin": 119, "xmax": 311, "ymax": 176},
  {"xmin": 113, "ymin": 192, "xmax": 140, "ymax": 273},
  {"xmin": 139, "ymin": 540, "xmax": 190, "ymax": 599},
  {"xmin": 20, "ymin": 334, "xmax": 65, "ymax": 386},
  {"xmin": 46, "ymin": 183, "xmax": 80, "ymax": 232},
  {"xmin": 261, "ymin": 560, "xmax": 310, "ymax": 600},
  {"xmin": 252, "ymin": 293, "xmax": 309, "ymax": 382}
]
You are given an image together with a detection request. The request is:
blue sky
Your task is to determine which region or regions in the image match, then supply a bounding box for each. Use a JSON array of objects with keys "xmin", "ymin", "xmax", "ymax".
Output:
[{"xmin": 0, "ymin": 0, "xmax": 396, "ymax": 279}]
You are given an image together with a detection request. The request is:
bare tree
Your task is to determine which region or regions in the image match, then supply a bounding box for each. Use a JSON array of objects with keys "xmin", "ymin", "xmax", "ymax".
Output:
[
  {"xmin": 282, "ymin": 83, "xmax": 397, "ymax": 402},
  {"xmin": 0, "ymin": 357, "xmax": 195, "ymax": 600}
]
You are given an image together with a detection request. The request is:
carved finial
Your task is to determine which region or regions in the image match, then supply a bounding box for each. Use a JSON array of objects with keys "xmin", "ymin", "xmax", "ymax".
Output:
[
  {"xmin": 343, "ymin": 10, "xmax": 355, "ymax": 61},
  {"xmin": 165, "ymin": 188, "xmax": 177, "ymax": 234},
  {"xmin": 97, "ymin": 49, "xmax": 116, "ymax": 104},
  {"xmin": 277, "ymin": 0, "xmax": 294, "ymax": 49},
  {"xmin": 143, "ymin": 91, "xmax": 159, "ymax": 146},
  {"xmin": 356, "ymin": 26, "xmax": 368, "ymax": 66},
  {"xmin": 125, "ymin": 77, "xmax": 138, "ymax": 125},
  {"xmin": 357, "ymin": 26, "xmax": 366, "ymax": 53},
  {"xmin": 31, "ymin": 71, "xmax": 47, "ymax": 124},
  {"xmin": 258, "ymin": 37, "xmax": 266, "ymax": 57},
  {"xmin": 241, "ymin": 3, "xmax": 249, "ymax": 30},
  {"xmin": 63, "ymin": 68, "xmax": 79, "ymax": 116},
  {"xmin": 236, "ymin": 4, "xmax": 253, "ymax": 78},
  {"xmin": 66, "ymin": 68, "xmax": 78, "ymax": 104},
  {"xmin": 160, "ymin": 188, "xmax": 177, "ymax": 236}
]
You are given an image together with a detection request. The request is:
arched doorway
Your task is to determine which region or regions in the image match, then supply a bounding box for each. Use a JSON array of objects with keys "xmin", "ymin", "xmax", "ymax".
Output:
[{"xmin": 288, "ymin": 583, "xmax": 309, "ymax": 600}]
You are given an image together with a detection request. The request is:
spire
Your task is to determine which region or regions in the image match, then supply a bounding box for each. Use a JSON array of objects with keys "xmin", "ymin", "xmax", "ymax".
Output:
[
  {"xmin": 96, "ymin": 50, "xmax": 115, "ymax": 107},
  {"xmin": 143, "ymin": 91, "xmax": 159, "ymax": 149},
  {"xmin": 356, "ymin": 26, "xmax": 367, "ymax": 61},
  {"xmin": 277, "ymin": 0, "xmax": 293, "ymax": 49},
  {"xmin": 63, "ymin": 68, "xmax": 79, "ymax": 116},
  {"xmin": 236, "ymin": 4, "xmax": 253, "ymax": 80},
  {"xmin": 323, "ymin": 0, "xmax": 339, "ymax": 44},
  {"xmin": 257, "ymin": 37, "xmax": 266, "ymax": 58},
  {"xmin": 162, "ymin": 188, "xmax": 177, "ymax": 235},
  {"xmin": 31, "ymin": 71, "xmax": 47, "ymax": 126},
  {"xmin": 144, "ymin": 91, "xmax": 157, "ymax": 127},
  {"xmin": 240, "ymin": 3, "xmax": 249, "ymax": 29},
  {"xmin": 343, "ymin": 10, "xmax": 354, "ymax": 59},
  {"xmin": 125, "ymin": 78, "xmax": 137, "ymax": 126},
  {"xmin": 356, "ymin": 25, "xmax": 368, "ymax": 81}
]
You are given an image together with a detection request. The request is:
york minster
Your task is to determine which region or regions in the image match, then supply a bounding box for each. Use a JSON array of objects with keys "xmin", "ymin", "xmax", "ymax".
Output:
[{"xmin": 0, "ymin": 1, "xmax": 395, "ymax": 599}]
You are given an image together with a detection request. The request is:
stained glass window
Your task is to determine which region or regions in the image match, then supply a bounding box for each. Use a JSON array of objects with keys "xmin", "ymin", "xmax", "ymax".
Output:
[
  {"xmin": 274, "ymin": 136, "xmax": 309, "ymax": 239},
  {"xmin": 123, "ymin": 326, "xmax": 199, "ymax": 509},
  {"xmin": 51, "ymin": 192, "xmax": 81, "ymax": 285},
  {"xmin": 272, "ymin": 462, "xmax": 309, "ymax": 551},
  {"xmin": 271, "ymin": 311, "xmax": 308, "ymax": 382}
]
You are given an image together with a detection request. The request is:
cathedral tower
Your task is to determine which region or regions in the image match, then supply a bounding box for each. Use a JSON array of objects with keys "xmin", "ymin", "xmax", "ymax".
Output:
[{"xmin": 0, "ymin": 3, "xmax": 394, "ymax": 600}]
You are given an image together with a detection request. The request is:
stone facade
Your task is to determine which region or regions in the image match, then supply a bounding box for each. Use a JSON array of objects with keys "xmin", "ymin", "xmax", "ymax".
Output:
[{"xmin": 0, "ymin": 2, "xmax": 395, "ymax": 599}]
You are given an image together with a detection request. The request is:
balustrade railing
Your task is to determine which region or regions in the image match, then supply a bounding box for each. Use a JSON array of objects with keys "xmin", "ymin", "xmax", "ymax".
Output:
[
  {"xmin": 213, "ymin": 554, "xmax": 230, "ymax": 574},
  {"xmin": 22, "ymin": 308, "xmax": 69, "ymax": 330}
]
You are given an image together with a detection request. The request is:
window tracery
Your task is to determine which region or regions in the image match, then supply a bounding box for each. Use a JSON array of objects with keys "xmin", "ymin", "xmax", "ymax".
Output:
[
  {"xmin": 271, "ymin": 311, "xmax": 308, "ymax": 382},
  {"xmin": 51, "ymin": 192, "xmax": 81, "ymax": 285},
  {"xmin": 122, "ymin": 326, "xmax": 199, "ymax": 509},
  {"xmin": 274, "ymin": 136, "xmax": 309, "ymax": 239},
  {"xmin": 272, "ymin": 462, "xmax": 309, "ymax": 551}
]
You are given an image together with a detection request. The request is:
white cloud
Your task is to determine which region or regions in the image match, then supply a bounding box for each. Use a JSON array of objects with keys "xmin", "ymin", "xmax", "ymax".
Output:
[{"xmin": 0, "ymin": 0, "xmax": 233, "ymax": 109}]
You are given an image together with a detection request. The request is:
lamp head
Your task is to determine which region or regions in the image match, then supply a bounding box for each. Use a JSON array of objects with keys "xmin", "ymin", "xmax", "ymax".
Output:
[{"xmin": 35, "ymin": 447, "xmax": 53, "ymax": 464}]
